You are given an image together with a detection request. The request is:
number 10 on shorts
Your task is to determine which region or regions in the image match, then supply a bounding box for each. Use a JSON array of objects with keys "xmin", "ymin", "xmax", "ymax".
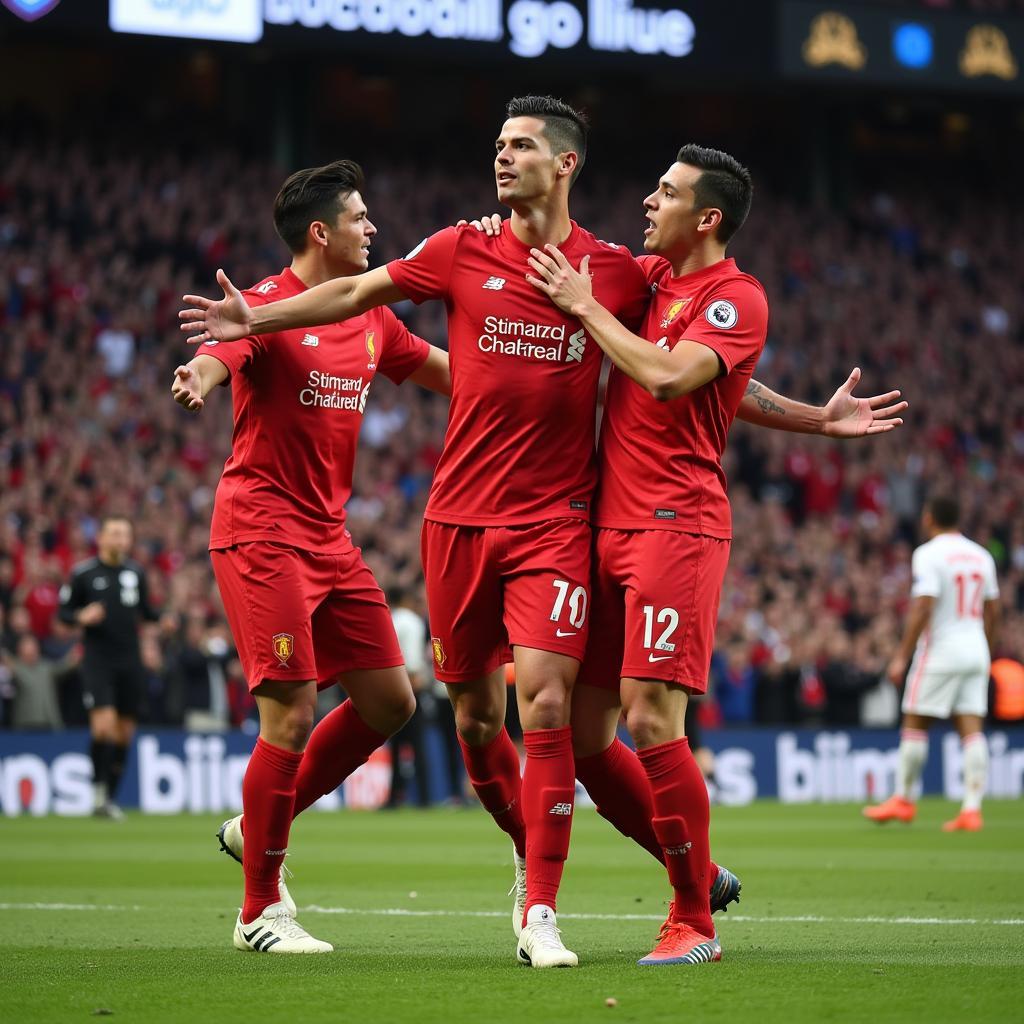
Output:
[
  {"xmin": 550, "ymin": 579, "xmax": 587, "ymax": 627},
  {"xmin": 643, "ymin": 605, "xmax": 679, "ymax": 652}
]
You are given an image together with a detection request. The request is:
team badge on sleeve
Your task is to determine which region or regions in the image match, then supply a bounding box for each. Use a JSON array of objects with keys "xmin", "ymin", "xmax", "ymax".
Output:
[
  {"xmin": 659, "ymin": 298, "xmax": 691, "ymax": 329},
  {"xmin": 365, "ymin": 331, "xmax": 377, "ymax": 370},
  {"xmin": 705, "ymin": 300, "xmax": 738, "ymax": 329},
  {"xmin": 272, "ymin": 633, "xmax": 294, "ymax": 665},
  {"xmin": 431, "ymin": 637, "xmax": 447, "ymax": 669}
]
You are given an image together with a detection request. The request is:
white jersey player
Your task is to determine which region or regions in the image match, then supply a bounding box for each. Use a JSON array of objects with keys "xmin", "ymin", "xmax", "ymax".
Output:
[{"xmin": 864, "ymin": 496, "xmax": 1000, "ymax": 831}]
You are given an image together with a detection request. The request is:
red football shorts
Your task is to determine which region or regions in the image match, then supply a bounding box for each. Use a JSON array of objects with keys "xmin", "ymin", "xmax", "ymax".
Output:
[
  {"xmin": 578, "ymin": 529, "xmax": 731, "ymax": 694},
  {"xmin": 211, "ymin": 540, "xmax": 403, "ymax": 692},
  {"xmin": 421, "ymin": 519, "xmax": 592, "ymax": 683}
]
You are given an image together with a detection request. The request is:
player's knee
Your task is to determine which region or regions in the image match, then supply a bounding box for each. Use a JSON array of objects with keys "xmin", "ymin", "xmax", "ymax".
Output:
[
  {"xmin": 277, "ymin": 703, "xmax": 315, "ymax": 751},
  {"xmin": 522, "ymin": 688, "xmax": 569, "ymax": 730},
  {"xmin": 388, "ymin": 690, "xmax": 417, "ymax": 733},
  {"xmin": 625, "ymin": 707, "xmax": 672, "ymax": 750},
  {"xmin": 454, "ymin": 707, "xmax": 502, "ymax": 746}
]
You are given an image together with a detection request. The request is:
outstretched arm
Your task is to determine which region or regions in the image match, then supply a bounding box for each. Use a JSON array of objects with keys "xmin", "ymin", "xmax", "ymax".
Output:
[
  {"xmin": 171, "ymin": 355, "xmax": 229, "ymax": 412},
  {"xmin": 737, "ymin": 368, "xmax": 907, "ymax": 437},
  {"xmin": 527, "ymin": 246, "xmax": 720, "ymax": 401},
  {"xmin": 179, "ymin": 265, "xmax": 408, "ymax": 344}
]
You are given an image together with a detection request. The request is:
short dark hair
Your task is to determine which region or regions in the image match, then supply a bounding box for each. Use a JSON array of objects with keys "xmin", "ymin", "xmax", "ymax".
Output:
[
  {"xmin": 928, "ymin": 495, "xmax": 960, "ymax": 529},
  {"xmin": 505, "ymin": 95, "xmax": 589, "ymax": 185},
  {"xmin": 675, "ymin": 144, "xmax": 753, "ymax": 243},
  {"xmin": 273, "ymin": 160, "xmax": 366, "ymax": 254},
  {"xmin": 99, "ymin": 514, "xmax": 132, "ymax": 531}
]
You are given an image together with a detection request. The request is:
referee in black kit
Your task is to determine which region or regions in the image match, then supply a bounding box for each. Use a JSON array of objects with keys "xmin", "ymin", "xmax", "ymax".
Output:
[{"xmin": 59, "ymin": 515, "xmax": 168, "ymax": 818}]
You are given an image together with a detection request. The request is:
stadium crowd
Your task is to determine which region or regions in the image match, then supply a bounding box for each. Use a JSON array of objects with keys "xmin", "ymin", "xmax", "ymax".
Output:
[{"xmin": 1, "ymin": 137, "xmax": 1022, "ymax": 735}]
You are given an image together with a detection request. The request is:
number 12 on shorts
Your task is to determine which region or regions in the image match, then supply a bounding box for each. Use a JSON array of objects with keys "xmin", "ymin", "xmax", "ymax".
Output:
[
  {"xmin": 550, "ymin": 579, "xmax": 587, "ymax": 628},
  {"xmin": 642, "ymin": 605, "xmax": 679, "ymax": 652}
]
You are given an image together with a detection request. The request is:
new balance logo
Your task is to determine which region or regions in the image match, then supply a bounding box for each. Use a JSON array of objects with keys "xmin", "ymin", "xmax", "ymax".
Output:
[
  {"xmin": 565, "ymin": 328, "xmax": 586, "ymax": 363},
  {"xmin": 301, "ymin": 334, "xmax": 319, "ymax": 347},
  {"xmin": 483, "ymin": 276, "xmax": 506, "ymax": 290},
  {"xmin": 665, "ymin": 842, "xmax": 692, "ymax": 856},
  {"xmin": 256, "ymin": 281, "xmax": 278, "ymax": 295},
  {"xmin": 548, "ymin": 802, "xmax": 573, "ymax": 816}
]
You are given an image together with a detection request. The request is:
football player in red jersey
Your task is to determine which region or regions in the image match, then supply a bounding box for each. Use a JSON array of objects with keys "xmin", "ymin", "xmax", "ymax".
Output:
[
  {"xmin": 180, "ymin": 96, "xmax": 666, "ymax": 968},
  {"xmin": 171, "ymin": 161, "xmax": 451, "ymax": 953},
  {"xmin": 527, "ymin": 144, "xmax": 906, "ymax": 966}
]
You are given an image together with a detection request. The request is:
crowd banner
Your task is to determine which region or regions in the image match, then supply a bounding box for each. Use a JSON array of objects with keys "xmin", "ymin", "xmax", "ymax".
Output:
[{"xmin": 1, "ymin": 727, "xmax": 1022, "ymax": 816}]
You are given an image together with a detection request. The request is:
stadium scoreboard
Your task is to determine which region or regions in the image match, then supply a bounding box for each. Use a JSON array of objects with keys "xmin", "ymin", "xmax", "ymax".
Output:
[{"xmin": 2, "ymin": 0, "xmax": 1023, "ymax": 93}]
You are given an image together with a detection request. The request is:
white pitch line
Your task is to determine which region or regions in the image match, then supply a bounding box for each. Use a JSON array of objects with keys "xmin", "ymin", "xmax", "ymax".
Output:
[
  {"xmin": 303, "ymin": 906, "xmax": 1024, "ymax": 927},
  {"xmin": 2, "ymin": 902, "xmax": 1022, "ymax": 927}
]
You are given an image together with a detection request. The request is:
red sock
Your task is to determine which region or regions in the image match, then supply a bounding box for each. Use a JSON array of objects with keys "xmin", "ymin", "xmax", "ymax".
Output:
[
  {"xmin": 637, "ymin": 737, "xmax": 712, "ymax": 937},
  {"xmin": 576, "ymin": 738, "xmax": 722, "ymax": 885},
  {"xmin": 242, "ymin": 738, "xmax": 302, "ymax": 923},
  {"xmin": 292, "ymin": 700, "xmax": 388, "ymax": 818},
  {"xmin": 522, "ymin": 726, "xmax": 575, "ymax": 919},
  {"xmin": 458, "ymin": 728, "xmax": 526, "ymax": 857}
]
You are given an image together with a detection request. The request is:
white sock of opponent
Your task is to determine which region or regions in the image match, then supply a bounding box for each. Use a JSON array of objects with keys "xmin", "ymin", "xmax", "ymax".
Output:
[
  {"xmin": 896, "ymin": 728, "xmax": 929, "ymax": 800},
  {"xmin": 960, "ymin": 733, "xmax": 988, "ymax": 813}
]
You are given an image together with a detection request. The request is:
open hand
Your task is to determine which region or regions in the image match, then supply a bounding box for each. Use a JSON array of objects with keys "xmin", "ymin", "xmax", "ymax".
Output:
[
  {"xmin": 171, "ymin": 365, "xmax": 204, "ymax": 412},
  {"xmin": 526, "ymin": 245, "xmax": 594, "ymax": 316},
  {"xmin": 822, "ymin": 367, "xmax": 907, "ymax": 438},
  {"xmin": 178, "ymin": 268, "xmax": 253, "ymax": 344}
]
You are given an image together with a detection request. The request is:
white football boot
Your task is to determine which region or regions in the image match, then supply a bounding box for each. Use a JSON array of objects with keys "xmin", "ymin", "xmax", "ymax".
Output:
[
  {"xmin": 509, "ymin": 843, "xmax": 527, "ymax": 938},
  {"xmin": 217, "ymin": 815, "xmax": 297, "ymax": 917},
  {"xmin": 233, "ymin": 902, "xmax": 332, "ymax": 954},
  {"xmin": 516, "ymin": 905, "xmax": 578, "ymax": 968}
]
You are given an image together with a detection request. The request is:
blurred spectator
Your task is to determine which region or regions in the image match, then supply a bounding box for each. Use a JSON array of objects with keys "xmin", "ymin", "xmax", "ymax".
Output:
[
  {"xmin": 386, "ymin": 586, "xmax": 431, "ymax": 808},
  {"xmin": 3, "ymin": 633, "xmax": 75, "ymax": 730}
]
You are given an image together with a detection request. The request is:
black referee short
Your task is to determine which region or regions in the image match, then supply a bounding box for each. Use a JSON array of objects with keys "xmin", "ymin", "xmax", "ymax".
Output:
[{"xmin": 81, "ymin": 657, "xmax": 145, "ymax": 718}]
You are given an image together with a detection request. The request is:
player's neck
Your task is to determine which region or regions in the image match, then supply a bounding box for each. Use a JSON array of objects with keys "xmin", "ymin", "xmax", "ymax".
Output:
[
  {"xmin": 289, "ymin": 255, "xmax": 356, "ymax": 290},
  {"xmin": 509, "ymin": 203, "xmax": 573, "ymax": 250},
  {"xmin": 669, "ymin": 240, "xmax": 727, "ymax": 278},
  {"xmin": 99, "ymin": 551, "xmax": 124, "ymax": 567}
]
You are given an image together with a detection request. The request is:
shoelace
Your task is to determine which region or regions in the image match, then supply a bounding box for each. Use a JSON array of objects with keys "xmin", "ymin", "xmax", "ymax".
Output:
[
  {"xmin": 507, "ymin": 862, "xmax": 526, "ymax": 900},
  {"xmin": 527, "ymin": 920, "xmax": 567, "ymax": 952},
  {"xmin": 264, "ymin": 911, "xmax": 311, "ymax": 941}
]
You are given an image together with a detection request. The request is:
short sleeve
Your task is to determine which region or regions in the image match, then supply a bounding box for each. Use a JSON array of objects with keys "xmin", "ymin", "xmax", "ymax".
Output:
[
  {"xmin": 681, "ymin": 279, "xmax": 768, "ymax": 373},
  {"xmin": 386, "ymin": 227, "xmax": 459, "ymax": 305},
  {"xmin": 910, "ymin": 547, "xmax": 941, "ymax": 599},
  {"xmin": 377, "ymin": 308, "xmax": 430, "ymax": 385},
  {"xmin": 200, "ymin": 286, "xmax": 272, "ymax": 383}
]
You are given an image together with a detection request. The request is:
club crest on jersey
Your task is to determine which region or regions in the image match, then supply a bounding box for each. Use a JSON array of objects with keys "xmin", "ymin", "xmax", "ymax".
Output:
[
  {"xmin": 659, "ymin": 298, "xmax": 691, "ymax": 328},
  {"xmin": 431, "ymin": 637, "xmax": 446, "ymax": 668},
  {"xmin": 705, "ymin": 300, "xmax": 738, "ymax": 330},
  {"xmin": 365, "ymin": 331, "xmax": 377, "ymax": 370},
  {"xmin": 272, "ymin": 633, "xmax": 294, "ymax": 665},
  {"xmin": 1, "ymin": 0, "xmax": 61, "ymax": 22}
]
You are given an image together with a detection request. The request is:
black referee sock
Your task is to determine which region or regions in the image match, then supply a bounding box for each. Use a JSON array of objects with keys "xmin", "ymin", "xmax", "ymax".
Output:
[
  {"xmin": 108, "ymin": 744, "xmax": 129, "ymax": 802},
  {"xmin": 90, "ymin": 739, "xmax": 114, "ymax": 801}
]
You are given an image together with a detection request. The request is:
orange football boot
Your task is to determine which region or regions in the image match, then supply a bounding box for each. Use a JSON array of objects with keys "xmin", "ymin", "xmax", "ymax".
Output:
[
  {"xmin": 862, "ymin": 796, "xmax": 916, "ymax": 823},
  {"xmin": 942, "ymin": 810, "xmax": 983, "ymax": 832}
]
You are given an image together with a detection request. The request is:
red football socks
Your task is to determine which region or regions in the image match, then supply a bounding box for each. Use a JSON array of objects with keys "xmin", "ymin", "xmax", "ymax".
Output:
[
  {"xmin": 637, "ymin": 737, "xmax": 713, "ymax": 937},
  {"xmin": 241, "ymin": 737, "xmax": 302, "ymax": 923},
  {"xmin": 458, "ymin": 727, "xmax": 527, "ymax": 857},
  {"xmin": 521, "ymin": 726, "xmax": 575, "ymax": 918},
  {"xmin": 576, "ymin": 737, "xmax": 664, "ymax": 862},
  {"xmin": 292, "ymin": 699, "xmax": 389, "ymax": 818}
]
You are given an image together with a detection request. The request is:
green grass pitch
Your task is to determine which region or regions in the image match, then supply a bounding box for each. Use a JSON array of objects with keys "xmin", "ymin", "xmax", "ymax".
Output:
[{"xmin": 3, "ymin": 799, "xmax": 1022, "ymax": 1023}]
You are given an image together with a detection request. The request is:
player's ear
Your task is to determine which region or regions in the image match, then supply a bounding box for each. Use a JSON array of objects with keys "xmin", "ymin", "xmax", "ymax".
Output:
[
  {"xmin": 698, "ymin": 208, "xmax": 723, "ymax": 236},
  {"xmin": 558, "ymin": 151, "xmax": 579, "ymax": 182},
  {"xmin": 309, "ymin": 221, "xmax": 329, "ymax": 248}
]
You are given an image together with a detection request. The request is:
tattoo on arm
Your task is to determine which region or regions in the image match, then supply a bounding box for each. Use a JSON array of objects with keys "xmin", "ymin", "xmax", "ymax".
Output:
[{"xmin": 745, "ymin": 380, "xmax": 785, "ymax": 416}]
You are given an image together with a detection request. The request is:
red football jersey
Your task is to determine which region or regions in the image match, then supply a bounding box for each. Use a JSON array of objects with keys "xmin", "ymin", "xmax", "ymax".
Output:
[
  {"xmin": 204, "ymin": 268, "xmax": 429, "ymax": 553},
  {"xmin": 595, "ymin": 257, "xmax": 768, "ymax": 538},
  {"xmin": 387, "ymin": 222, "xmax": 649, "ymax": 526}
]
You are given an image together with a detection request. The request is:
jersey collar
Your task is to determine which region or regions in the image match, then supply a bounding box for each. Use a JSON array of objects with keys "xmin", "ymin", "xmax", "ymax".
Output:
[{"xmin": 497, "ymin": 219, "xmax": 582, "ymax": 262}]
